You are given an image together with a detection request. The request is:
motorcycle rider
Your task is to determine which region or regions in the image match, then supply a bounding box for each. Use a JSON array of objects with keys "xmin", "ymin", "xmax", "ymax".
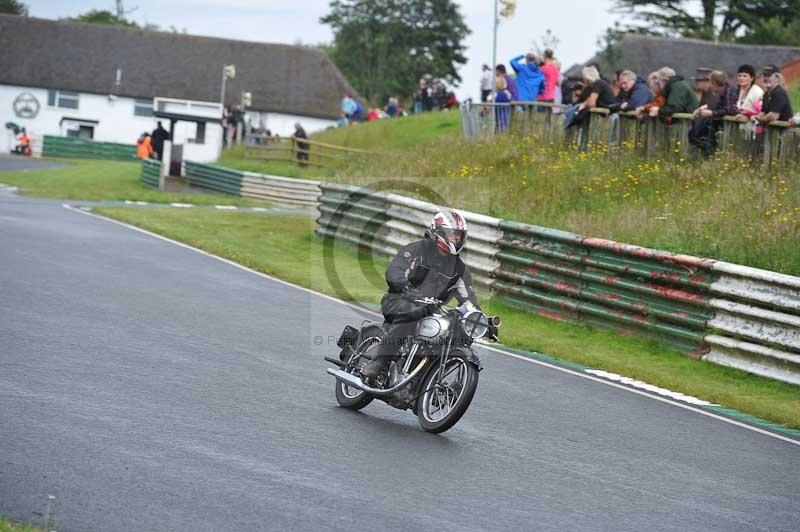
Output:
[{"xmin": 361, "ymin": 210, "xmax": 497, "ymax": 379}]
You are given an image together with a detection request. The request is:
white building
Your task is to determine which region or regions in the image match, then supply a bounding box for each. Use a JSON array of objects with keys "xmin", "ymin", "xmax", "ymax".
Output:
[{"xmin": 0, "ymin": 15, "xmax": 359, "ymax": 163}]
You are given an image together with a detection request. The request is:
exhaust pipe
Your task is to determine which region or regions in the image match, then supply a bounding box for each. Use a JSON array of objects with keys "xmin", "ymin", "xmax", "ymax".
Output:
[
  {"xmin": 327, "ymin": 357, "xmax": 428, "ymax": 397},
  {"xmin": 488, "ymin": 315, "xmax": 502, "ymax": 327}
]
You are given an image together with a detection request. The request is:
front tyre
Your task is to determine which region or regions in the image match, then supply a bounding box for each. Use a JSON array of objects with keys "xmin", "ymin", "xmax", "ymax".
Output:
[
  {"xmin": 334, "ymin": 335, "xmax": 379, "ymax": 411},
  {"xmin": 417, "ymin": 350, "xmax": 479, "ymax": 433}
]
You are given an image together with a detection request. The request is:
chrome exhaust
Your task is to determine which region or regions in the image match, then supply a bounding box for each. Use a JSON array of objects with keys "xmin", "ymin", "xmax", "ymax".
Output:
[{"xmin": 327, "ymin": 357, "xmax": 428, "ymax": 397}]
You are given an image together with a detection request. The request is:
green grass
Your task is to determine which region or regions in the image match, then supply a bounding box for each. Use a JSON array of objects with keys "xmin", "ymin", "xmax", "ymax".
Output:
[
  {"xmin": 218, "ymin": 112, "xmax": 800, "ymax": 275},
  {"xmin": 0, "ymin": 158, "xmax": 261, "ymax": 206},
  {"xmin": 94, "ymin": 207, "xmax": 800, "ymax": 430},
  {"xmin": 0, "ymin": 516, "xmax": 43, "ymax": 532}
]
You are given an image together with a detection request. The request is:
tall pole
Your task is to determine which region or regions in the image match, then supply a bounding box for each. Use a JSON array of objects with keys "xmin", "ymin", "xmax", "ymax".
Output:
[
  {"xmin": 220, "ymin": 65, "xmax": 227, "ymax": 115},
  {"xmin": 492, "ymin": 0, "xmax": 498, "ymax": 72}
]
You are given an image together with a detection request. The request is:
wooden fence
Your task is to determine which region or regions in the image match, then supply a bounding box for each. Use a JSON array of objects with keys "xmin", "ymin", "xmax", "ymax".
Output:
[
  {"xmin": 460, "ymin": 101, "xmax": 800, "ymax": 166},
  {"xmin": 242, "ymin": 135, "xmax": 371, "ymax": 169}
]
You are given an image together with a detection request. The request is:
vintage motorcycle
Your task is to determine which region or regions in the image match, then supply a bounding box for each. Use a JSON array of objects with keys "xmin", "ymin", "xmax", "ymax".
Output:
[{"xmin": 325, "ymin": 296, "xmax": 500, "ymax": 433}]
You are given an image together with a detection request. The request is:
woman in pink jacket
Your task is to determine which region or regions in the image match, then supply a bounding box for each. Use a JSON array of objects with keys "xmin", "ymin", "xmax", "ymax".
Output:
[{"xmin": 539, "ymin": 49, "xmax": 560, "ymax": 103}]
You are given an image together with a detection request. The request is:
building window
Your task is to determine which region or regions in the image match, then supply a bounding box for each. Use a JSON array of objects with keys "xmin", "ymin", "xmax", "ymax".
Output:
[
  {"xmin": 47, "ymin": 89, "xmax": 79, "ymax": 109},
  {"xmin": 134, "ymin": 98, "xmax": 153, "ymax": 117},
  {"xmin": 194, "ymin": 122, "xmax": 206, "ymax": 144}
]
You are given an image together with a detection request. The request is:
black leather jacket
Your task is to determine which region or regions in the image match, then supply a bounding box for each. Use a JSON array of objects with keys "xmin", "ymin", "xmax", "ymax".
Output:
[{"xmin": 385, "ymin": 237, "xmax": 480, "ymax": 309}]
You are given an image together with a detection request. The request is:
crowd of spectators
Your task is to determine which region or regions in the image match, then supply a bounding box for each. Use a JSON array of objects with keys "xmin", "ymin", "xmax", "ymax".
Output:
[{"xmin": 485, "ymin": 50, "xmax": 797, "ymax": 154}]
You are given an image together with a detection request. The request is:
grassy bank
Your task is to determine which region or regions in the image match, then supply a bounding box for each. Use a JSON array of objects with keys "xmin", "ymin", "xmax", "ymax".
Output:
[
  {"xmin": 0, "ymin": 516, "xmax": 43, "ymax": 532},
  {"xmin": 94, "ymin": 206, "xmax": 800, "ymax": 429},
  {"xmin": 0, "ymin": 158, "xmax": 259, "ymax": 206},
  {"xmin": 221, "ymin": 112, "xmax": 800, "ymax": 275}
]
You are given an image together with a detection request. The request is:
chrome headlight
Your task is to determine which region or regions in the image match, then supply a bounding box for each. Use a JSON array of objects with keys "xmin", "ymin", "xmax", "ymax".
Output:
[{"xmin": 460, "ymin": 310, "xmax": 489, "ymax": 339}]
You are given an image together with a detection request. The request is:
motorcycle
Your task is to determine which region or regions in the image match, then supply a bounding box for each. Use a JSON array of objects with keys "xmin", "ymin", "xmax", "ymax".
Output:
[{"xmin": 325, "ymin": 297, "xmax": 500, "ymax": 433}]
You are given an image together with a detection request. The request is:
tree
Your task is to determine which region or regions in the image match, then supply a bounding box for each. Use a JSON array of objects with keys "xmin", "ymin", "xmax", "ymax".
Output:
[
  {"xmin": 321, "ymin": 0, "xmax": 470, "ymax": 105},
  {"xmin": 532, "ymin": 29, "xmax": 560, "ymax": 57},
  {"xmin": 612, "ymin": 0, "xmax": 800, "ymax": 43},
  {"xmin": 0, "ymin": 0, "xmax": 28, "ymax": 15},
  {"xmin": 71, "ymin": 9, "xmax": 139, "ymax": 28}
]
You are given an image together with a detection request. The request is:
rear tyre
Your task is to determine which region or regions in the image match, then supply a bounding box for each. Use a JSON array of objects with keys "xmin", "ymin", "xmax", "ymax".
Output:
[
  {"xmin": 416, "ymin": 350, "xmax": 479, "ymax": 433},
  {"xmin": 334, "ymin": 333, "xmax": 379, "ymax": 411}
]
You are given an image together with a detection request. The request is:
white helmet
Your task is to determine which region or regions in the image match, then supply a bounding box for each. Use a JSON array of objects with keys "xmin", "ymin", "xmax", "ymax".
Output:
[{"xmin": 431, "ymin": 210, "xmax": 467, "ymax": 255}]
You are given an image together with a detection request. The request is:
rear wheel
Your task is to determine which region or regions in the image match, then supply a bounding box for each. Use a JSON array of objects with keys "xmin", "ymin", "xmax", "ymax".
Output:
[
  {"xmin": 416, "ymin": 351, "xmax": 479, "ymax": 433},
  {"xmin": 334, "ymin": 334, "xmax": 379, "ymax": 410}
]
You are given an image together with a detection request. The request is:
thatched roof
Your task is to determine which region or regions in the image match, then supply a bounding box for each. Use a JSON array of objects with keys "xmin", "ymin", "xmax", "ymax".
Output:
[
  {"xmin": 0, "ymin": 15, "xmax": 357, "ymax": 119},
  {"xmin": 565, "ymin": 34, "xmax": 800, "ymax": 81}
]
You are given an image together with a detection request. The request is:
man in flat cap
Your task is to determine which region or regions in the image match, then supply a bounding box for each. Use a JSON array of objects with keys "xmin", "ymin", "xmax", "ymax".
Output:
[
  {"xmin": 693, "ymin": 67, "xmax": 720, "ymax": 108},
  {"xmin": 756, "ymin": 64, "xmax": 793, "ymax": 124}
]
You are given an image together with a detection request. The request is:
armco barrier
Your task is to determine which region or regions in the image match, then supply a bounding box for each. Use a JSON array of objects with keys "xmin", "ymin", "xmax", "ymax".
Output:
[
  {"xmin": 140, "ymin": 159, "xmax": 160, "ymax": 189},
  {"xmin": 184, "ymin": 161, "xmax": 319, "ymax": 207},
  {"xmin": 42, "ymin": 135, "xmax": 137, "ymax": 161},
  {"xmin": 315, "ymin": 182, "xmax": 501, "ymax": 288},
  {"xmin": 315, "ymin": 183, "xmax": 800, "ymax": 386}
]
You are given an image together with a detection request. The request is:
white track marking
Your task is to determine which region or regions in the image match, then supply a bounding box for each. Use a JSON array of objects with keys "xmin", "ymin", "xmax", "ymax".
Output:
[
  {"xmin": 251, "ymin": 207, "xmax": 268, "ymax": 212},
  {"xmin": 170, "ymin": 203, "xmax": 193, "ymax": 208},
  {"xmin": 585, "ymin": 370, "xmax": 714, "ymax": 406},
  {"xmin": 215, "ymin": 205, "xmax": 237, "ymax": 210},
  {"xmin": 62, "ymin": 204, "xmax": 800, "ymax": 447}
]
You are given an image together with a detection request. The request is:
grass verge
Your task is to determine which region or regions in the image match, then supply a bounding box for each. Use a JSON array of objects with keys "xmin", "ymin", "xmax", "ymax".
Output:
[
  {"xmin": 0, "ymin": 157, "xmax": 260, "ymax": 206},
  {"xmin": 94, "ymin": 206, "xmax": 800, "ymax": 429},
  {"xmin": 0, "ymin": 516, "xmax": 43, "ymax": 532},
  {"xmin": 220, "ymin": 112, "xmax": 800, "ymax": 275}
]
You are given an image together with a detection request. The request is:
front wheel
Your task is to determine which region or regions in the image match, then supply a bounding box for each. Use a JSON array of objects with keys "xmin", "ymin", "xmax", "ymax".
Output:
[
  {"xmin": 334, "ymin": 334, "xmax": 379, "ymax": 411},
  {"xmin": 416, "ymin": 350, "xmax": 479, "ymax": 433}
]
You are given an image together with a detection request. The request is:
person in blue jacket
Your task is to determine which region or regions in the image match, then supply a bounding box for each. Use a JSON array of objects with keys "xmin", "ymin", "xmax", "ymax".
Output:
[
  {"xmin": 510, "ymin": 53, "xmax": 545, "ymax": 102},
  {"xmin": 617, "ymin": 70, "xmax": 653, "ymax": 111}
]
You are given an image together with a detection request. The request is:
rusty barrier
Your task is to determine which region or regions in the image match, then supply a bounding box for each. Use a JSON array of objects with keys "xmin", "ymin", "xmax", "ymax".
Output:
[{"xmin": 315, "ymin": 183, "xmax": 800, "ymax": 386}]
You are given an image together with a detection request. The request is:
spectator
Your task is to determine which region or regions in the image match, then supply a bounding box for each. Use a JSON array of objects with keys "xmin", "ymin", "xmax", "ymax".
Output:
[
  {"xmin": 756, "ymin": 65, "xmax": 794, "ymax": 124},
  {"xmin": 694, "ymin": 70, "xmax": 739, "ymax": 119},
  {"xmin": 618, "ymin": 70, "xmax": 653, "ymax": 111},
  {"xmin": 413, "ymin": 79, "xmax": 426, "ymax": 114},
  {"xmin": 649, "ymin": 67, "xmax": 698, "ymax": 123},
  {"xmin": 293, "ymin": 123, "xmax": 309, "ymax": 167},
  {"xmin": 336, "ymin": 113, "xmax": 349, "ymax": 127},
  {"xmin": 385, "ymin": 97, "xmax": 399, "ymax": 117},
  {"xmin": 510, "ymin": 53, "xmax": 545, "ymax": 102},
  {"xmin": 635, "ymin": 71, "xmax": 666, "ymax": 119},
  {"xmin": 539, "ymin": 49, "xmax": 560, "ymax": 105},
  {"xmin": 150, "ymin": 121, "xmax": 170, "ymax": 161},
  {"xmin": 693, "ymin": 67, "xmax": 720, "ymax": 109},
  {"xmin": 690, "ymin": 70, "xmax": 737, "ymax": 155},
  {"xmin": 367, "ymin": 108, "xmax": 381, "ymax": 121},
  {"xmin": 579, "ymin": 65, "xmax": 616, "ymax": 110},
  {"xmin": 136, "ymin": 132, "xmax": 153, "ymax": 159},
  {"xmin": 13, "ymin": 127, "xmax": 31, "ymax": 156},
  {"xmin": 735, "ymin": 64, "xmax": 764, "ymax": 118},
  {"xmin": 494, "ymin": 74, "xmax": 512, "ymax": 132},
  {"xmin": 480, "ymin": 64, "xmax": 492, "ymax": 103},
  {"xmin": 341, "ymin": 93, "xmax": 357, "ymax": 121},
  {"xmin": 495, "ymin": 64, "xmax": 519, "ymax": 102}
]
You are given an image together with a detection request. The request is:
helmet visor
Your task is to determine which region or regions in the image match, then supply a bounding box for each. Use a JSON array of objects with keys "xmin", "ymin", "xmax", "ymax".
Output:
[{"xmin": 437, "ymin": 228, "xmax": 466, "ymax": 251}]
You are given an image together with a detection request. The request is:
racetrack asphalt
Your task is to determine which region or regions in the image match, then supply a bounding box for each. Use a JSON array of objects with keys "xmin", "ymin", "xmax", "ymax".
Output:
[{"xmin": 1, "ymin": 190, "xmax": 799, "ymax": 532}]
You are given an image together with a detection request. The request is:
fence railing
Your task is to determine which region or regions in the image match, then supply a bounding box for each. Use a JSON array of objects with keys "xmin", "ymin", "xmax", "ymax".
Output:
[
  {"xmin": 459, "ymin": 101, "xmax": 800, "ymax": 165},
  {"xmin": 243, "ymin": 135, "xmax": 370, "ymax": 169},
  {"xmin": 315, "ymin": 182, "xmax": 800, "ymax": 386}
]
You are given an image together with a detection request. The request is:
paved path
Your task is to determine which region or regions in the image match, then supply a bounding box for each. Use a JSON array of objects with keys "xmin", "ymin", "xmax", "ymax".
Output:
[{"xmin": 1, "ymin": 192, "xmax": 798, "ymax": 532}]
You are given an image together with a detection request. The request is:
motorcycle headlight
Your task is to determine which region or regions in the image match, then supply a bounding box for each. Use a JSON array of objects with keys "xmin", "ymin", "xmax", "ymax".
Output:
[{"xmin": 460, "ymin": 310, "xmax": 489, "ymax": 339}]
